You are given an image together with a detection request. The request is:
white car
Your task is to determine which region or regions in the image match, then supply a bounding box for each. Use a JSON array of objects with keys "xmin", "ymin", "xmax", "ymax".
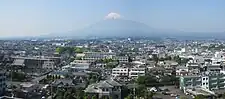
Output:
[{"xmin": 170, "ymin": 94, "xmax": 177, "ymax": 97}]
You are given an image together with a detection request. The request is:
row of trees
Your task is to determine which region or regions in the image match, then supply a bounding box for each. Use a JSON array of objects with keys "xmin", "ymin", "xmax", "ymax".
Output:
[
  {"xmin": 207, "ymin": 44, "xmax": 225, "ymax": 51},
  {"xmin": 95, "ymin": 58, "xmax": 119, "ymax": 69},
  {"xmin": 127, "ymin": 74, "xmax": 179, "ymax": 99},
  {"xmin": 55, "ymin": 47, "xmax": 84, "ymax": 54},
  {"xmin": 150, "ymin": 55, "xmax": 190, "ymax": 65},
  {"xmin": 9, "ymin": 72, "xmax": 27, "ymax": 81},
  {"xmin": 54, "ymin": 88, "xmax": 86, "ymax": 99},
  {"xmin": 136, "ymin": 74, "xmax": 178, "ymax": 87},
  {"xmin": 40, "ymin": 75, "xmax": 61, "ymax": 84},
  {"xmin": 87, "ymin": 73, "xmax": 101, "ymax": 84}
]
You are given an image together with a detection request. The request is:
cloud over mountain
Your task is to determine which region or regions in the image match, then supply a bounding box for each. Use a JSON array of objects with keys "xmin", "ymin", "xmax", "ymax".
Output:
[{"xmin": 104, "ymin": 12, "xmax": 122, "ymax": 20}]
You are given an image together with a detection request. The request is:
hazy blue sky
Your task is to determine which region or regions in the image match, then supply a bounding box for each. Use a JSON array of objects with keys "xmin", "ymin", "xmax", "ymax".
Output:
[{"xmin": 0, "ymin": 0, "xmax": 225, "ymax": 37}]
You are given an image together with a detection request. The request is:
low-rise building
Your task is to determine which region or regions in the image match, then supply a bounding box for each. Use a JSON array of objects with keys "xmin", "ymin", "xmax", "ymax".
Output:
[
  {"xmin": 84, "ymin": 79, "xmax": 122, "ymax": 99},
  {"xmin": 83, "ymin": 52, "xmax": 116, "ymax": 63},
  {"xmin": 129, "ymin": 67, "xmax": 145, "ymax": 78},
  {"xmin": 112, "ymin": 67, "xmax": 129, "ymax": 78},
  {"xmin": 62, "ymin": 62, "xmax": 90, "ymax": 72},
  {"xmin": 112, "ymin": 56, "xmax": 129, "ymax": 63},
  {"xmin": 112, "ymin": 66, "xmax": 145, "ymax": 79},
  {"xmin": 11, "ymin": 56, "xmax": 61, "ymax": 72},
  {"xmin": 180, "ymin": 72, "xmax": 225, "ymax": 93},
  {"xmin": 176, "ymin": 66, "xmax": 189, "ymax": 76}
]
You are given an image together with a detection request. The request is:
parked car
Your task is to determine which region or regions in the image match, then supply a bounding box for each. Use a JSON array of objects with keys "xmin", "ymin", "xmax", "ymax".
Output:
[
  {"xmin": 170, "ymin": 93, "xmax": 178, "ymax": 97},
  {"xmin": 162, "ymin": 91, "xmax": 170, "ymax": 95}
]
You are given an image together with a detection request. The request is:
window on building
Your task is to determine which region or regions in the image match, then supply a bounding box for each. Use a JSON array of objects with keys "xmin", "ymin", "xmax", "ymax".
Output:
[
  {"xmin": 206, "ymin": 83, "xmax": 208, "ymax": 85},
  {"xmin": 203, "ymin": 78, "xmax": 205, "ymax": 80},
  {"xmin": 203, "ymin": 83, "xmax": 205, "ymax": 85},
  {"xmin": 206, "ymin": 78, "xmax": 208, "ymax": 80}
]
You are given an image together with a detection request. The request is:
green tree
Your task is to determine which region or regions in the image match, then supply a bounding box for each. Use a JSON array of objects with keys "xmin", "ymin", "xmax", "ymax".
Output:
[
  {"xmin": 136, "ymin": 85, "xmax": 146, "ymax": 97},
  {"xmin": 180, "ymin": 58, "xmax": 189, "ymax": 64},
  {"xmin": 125, "ymin": 94, "xmax": 133, "ymax": 99},
  {"xmin": 11, "ymin": 72, "xmax": 26, "ymax": 81},
  {"xmin": 136, "ymin": 76, "xmax": 146, "ymax": 85},
  {"xmin": 92, "ymin": 95, "xmax": 97, "ymax": 99},
  {"xmin": 194, "ymin": 95, "xmax": 205, "ymax": 99},
  {"xmin": 137, "ymin": 75, "xmax": 158, "ymax": 86},
  {"xmin": 69, "ymin": 57, "xmax": 75, "ymax": 62},
  {"xmin": 180, "ymin": 96, "xmax": 188, "ymax": 99},
  {"xmin": 55, "ymin": 89, "xmax": 64, "ymax": 99},
  {"xmin": 55, "ymin": 47, "xmax": 66, "ymax": 54},
  {"xmin": 74, "ymin": 47, "xmax": 84, "ymax": 53},
  {"xmin": 173, "ymin": 56, "xmax": 181, "ymax": 64},
  {"xmin": 152, "ymin": 55, "xmax": 158, "ymax": 64},
  {"xmin": 63, "ymin": 91, "xmax": 70, "ymax": 99},
  {"xmin": 222, "ymin": 93, "xmax": 225, "ymax": 99},
  {"xmin": 145, "ymin": 91, "xmax": 155, "ymax": 99},
  {"xmin": 75, "ymin": 57, "xmax": 82, "ymax": 60},
  {"xmin": 165, "ymin": 55, "xmax": 172, "ymax": 60}
]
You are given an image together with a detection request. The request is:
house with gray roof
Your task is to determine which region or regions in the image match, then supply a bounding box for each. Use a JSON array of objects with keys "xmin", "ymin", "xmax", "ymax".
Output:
[{"xmin": 84, "ymin": 79, "xmax": 122, "ymax": 99}]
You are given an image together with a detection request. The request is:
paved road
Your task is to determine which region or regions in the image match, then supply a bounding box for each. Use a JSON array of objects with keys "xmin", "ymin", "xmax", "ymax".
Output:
[
  {"xmin": 31, "ymin": 75, "xmax": 47, "ymax": 83},
  {"xmin": 31, "ymin": 71, "xmax": 53, "ymax": 83}
]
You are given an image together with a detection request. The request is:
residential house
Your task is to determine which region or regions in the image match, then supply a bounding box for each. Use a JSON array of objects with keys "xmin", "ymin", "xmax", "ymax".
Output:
[{"xmin": 84, "ymin": 79, "xmax": 122, "ymax": 99}]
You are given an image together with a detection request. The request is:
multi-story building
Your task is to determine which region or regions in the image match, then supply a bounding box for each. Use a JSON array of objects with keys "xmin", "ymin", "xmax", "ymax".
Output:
[
  {"xmin": 176, "ymin": 66, "xmax": 189, "ymax": 76},
  {"xmin": 180, "ymin": 72, "xmax": 225, "ymax": 92},
  {"xmin": 11, "ymin": 56, "xmax": 61, "ymax": 72},
  {"xmin": 83, "ymin": 52, "xmax": 129, "ymax": 63},
  {"xmin": 129, "ymin": 67, "xmax": 145, "ymax": 78},
  {"xmin": 112, "ymin": 56, "xmax": 129, "ymax": 63},
  {"xmin": 112, "ymin": 67, "xmax": 145, "ymax": 79},
  {"xmin": 83, "ymin": 52, "xmax": 116, "ymax": 63},
  {"xmin": 62, "ymin": 62, "xmax": 90, "ymax": 72},
  {"xmin": 186, "ymin": 62, "xmax": 201, "ymax": 74},
  {"xmin": 180, "ymin": 75, "xmax": 202, "ymax": 91},
  {"xmin": 112, "ymin": 67, "xmax": 129, "ymax": 78},
  {"xmin": 205, "ymin": 58, "xmax": 222, "ymax": 72}
]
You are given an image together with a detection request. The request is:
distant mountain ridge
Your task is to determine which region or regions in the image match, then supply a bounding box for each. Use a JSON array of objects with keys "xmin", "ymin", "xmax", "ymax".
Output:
[
  {"xmin": 61, "ymin": 19, "xmax": 176, "ymax": 38},
  {"xmin": 47, "ymin": 19, "xmax": 225, "ymax": 39}
]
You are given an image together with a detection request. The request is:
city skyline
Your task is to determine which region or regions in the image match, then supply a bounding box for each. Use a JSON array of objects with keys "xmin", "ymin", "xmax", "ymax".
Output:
[{"xmin": 0, "ymin": 0, "xmax": 225, "ymax": 37}]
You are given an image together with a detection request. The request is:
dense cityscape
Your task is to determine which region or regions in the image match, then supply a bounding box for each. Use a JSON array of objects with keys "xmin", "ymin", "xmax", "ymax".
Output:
[
  {"xmin": 0, "ymin": 38, "xmax": 224, "ymax": 99},
  {"xmin": 1, "ymin": 0, "xmax": 225, "ymax": 99}
]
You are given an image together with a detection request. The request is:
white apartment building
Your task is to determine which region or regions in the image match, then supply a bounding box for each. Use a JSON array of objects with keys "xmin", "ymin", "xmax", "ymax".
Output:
[
  {"xmin": 129, "ymin": 67, "xmax": 145, "ymax": 78},
  {"xmin": 112, "ymin": 56, "xmax": 129, "ymax": 63},
  {"xmin": 83, "ymin": 52, "xmax": 116, "ymax": 63},
  {"xmin": 205, "ymin": 58, "xmax": 222, "ymax": 72},
  {"xmin": 112, "ymin": 67, "xmax": 145, "ymax": 79},
  {"xmin": 176, "ymin": 66, "xmax": 189, "ymax": 76},
  {"xmin": 180, "ymin": 72, "xmax": 225, "ymax": 92},
  {"xmin": 112, "ymin": 67, "xmax": 129, "ymax": 78}
]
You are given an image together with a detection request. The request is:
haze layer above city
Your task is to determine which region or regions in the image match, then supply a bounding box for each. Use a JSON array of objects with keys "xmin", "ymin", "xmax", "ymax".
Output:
[{"xmin": 0, "ymin": 0, "xmax": 225, "ymax": 39}]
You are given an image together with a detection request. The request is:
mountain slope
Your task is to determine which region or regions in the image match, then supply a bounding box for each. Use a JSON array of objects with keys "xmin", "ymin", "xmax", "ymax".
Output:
[
  {"xmin": 47, "ymin": 19, "xmax": 225, "ymax": 39},
  {"xmin": 67, "ymin": 19, "xmax": 160, "ymax": 38}
]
